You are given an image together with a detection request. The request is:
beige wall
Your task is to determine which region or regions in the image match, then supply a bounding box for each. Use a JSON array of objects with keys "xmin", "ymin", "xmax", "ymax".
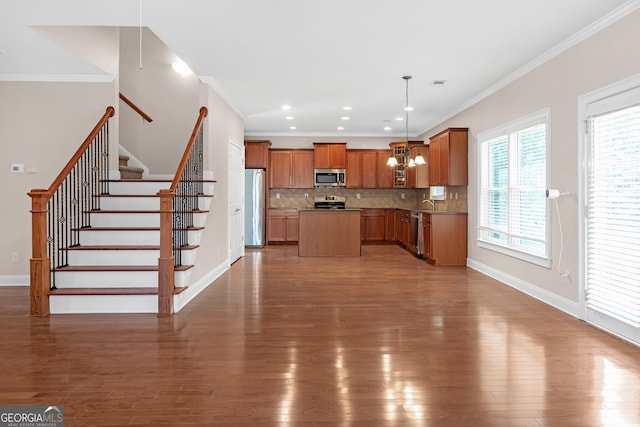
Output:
[
  {"xmin": 0, "ymin": 81, "xmax": 116, "ymax": 278},
  {"xmin": 187, "ymin": 83, "xmax": 245, "ymax": 282},
  {"xmin": 119, "ymin": 28, "xmax": 201, "ymax": 174},
  {"xmin": 418, "ymin": 10, "xmax": 640, "ymax": 305}
]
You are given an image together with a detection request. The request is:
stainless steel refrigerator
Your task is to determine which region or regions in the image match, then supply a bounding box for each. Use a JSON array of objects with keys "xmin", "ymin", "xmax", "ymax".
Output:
[{"xmin": 244, "ymin": 169, "xmax": 266, "ymax": 248}]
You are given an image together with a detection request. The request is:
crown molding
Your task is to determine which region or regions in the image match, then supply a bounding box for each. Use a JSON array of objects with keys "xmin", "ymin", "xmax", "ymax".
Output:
[
  {"xmin": 419, "ymin": 0, "xmax": 640, "ymax": 136},
  {"xmin": 0, "ymin": 74, "xmax": 114, "ymax": 83}
]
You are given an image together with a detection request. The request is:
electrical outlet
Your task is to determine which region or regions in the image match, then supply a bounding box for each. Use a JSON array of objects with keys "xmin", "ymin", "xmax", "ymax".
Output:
[
  {"xmin": 276, "ymin": 193, "xmax": 280, "ymax": 199},
  {"xmin": 11, "ymin": 252, "xmax": 19, "ymax": 263},
  {"xmin": 401, "ymin": 193, "xmax": 405, "ymax": 200},
  {"xmin": 304, "ymin": 193, "xmax": 309, "ymax": 199},
  {"xmin": 356, "ymin": 193, "xmax": 361, "ymax": 199}
]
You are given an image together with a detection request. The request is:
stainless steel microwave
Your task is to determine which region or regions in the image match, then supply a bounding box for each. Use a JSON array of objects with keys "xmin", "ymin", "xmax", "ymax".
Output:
[{"xmin": 314, "ymin": 169, "xmax": 346, "ymax": 188}]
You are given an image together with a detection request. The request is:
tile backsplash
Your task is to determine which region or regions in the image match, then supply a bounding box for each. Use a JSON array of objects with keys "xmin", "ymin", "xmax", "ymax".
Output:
[{"xmin": 269, "ymin": 186, "xmax": 467, "ymax": 212}]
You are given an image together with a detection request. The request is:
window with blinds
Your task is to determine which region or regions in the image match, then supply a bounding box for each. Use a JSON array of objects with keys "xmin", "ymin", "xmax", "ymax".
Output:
[
  {"xmin": 585, "ymin": 101, "xmax": 640, "ymax": 342},
  {"xmin": 478, "ymin": 110, "xmax": 549, "ymax": 265}
]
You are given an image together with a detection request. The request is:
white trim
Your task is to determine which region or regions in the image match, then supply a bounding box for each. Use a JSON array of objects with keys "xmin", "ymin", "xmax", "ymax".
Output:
[
  {"xmin": 244, "ymin": 131, "xmax": 420, "ymax": 138},
  {"xmin": 578, "ymin": 72, "xmax": 640, "ymax": 331},
  {"xmin": 0, "ymin": 74, "xmax": 114, "ymax": 83},
  {"xmin": 467, "ymin": 258, "xmax": 579, "ymax": 318},
  {"xmin": 174, "ymin": 260, "xmax": 229, "ymax": 313},
  {"xmin": 0, "ymin": 275, "xmax": 29, "ymax": 286},
  {"xmin": 419, "ymin": 0, "xmax": 640, "ymax": 136}
]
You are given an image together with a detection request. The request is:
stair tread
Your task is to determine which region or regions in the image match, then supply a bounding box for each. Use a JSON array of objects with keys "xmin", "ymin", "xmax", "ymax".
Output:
[
  {"xmin": 98, "ymin": 194, "xmax": 213, "ymax": 198},
  {"xmin": 119, "ymin": 165, "xmax": 144, "ymax": 172},
  {"xmin": 87, "ymin": 209, "xmax": 210, "ymax": 214},
  {"xmin": 54, "ymin": 265, "xmax": 194, "ymax": 272},
  {"xmin": 50, "ymin": 287, "xmax": 188, "ymax": 296},
  {"xmin": 104, "ymin": 179, "xmax": 217, "ymax": 183},
  {"xmin": 63, "ymin": 244, "xmax": 199, "ymax": 250},
  {"xmin": 72, "ymin": 226, "xmax": 205, "ymax": 231}
]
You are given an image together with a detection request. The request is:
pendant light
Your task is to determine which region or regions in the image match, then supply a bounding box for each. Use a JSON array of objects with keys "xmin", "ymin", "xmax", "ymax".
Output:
[{"xmin": 403, "ymin": 75, "xmax": 427, "ymax": 167}]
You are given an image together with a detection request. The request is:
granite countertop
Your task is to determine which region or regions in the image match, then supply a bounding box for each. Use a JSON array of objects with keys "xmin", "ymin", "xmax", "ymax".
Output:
[{"xmin": 411, "ymin": 210, "xmax": 468, "ymax": 215}]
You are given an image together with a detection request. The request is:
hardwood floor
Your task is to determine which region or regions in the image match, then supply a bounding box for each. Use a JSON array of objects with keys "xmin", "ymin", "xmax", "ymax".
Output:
[{"xmin": 2, "ymin": 245, "xmax": 639, "ymax": 426}]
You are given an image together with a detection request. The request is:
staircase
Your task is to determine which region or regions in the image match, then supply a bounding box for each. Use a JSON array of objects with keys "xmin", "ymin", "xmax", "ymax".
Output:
[
  {"xmin": 119, "ymin": 154, "xmax": 144, "ymax": 180},
  {"xmin": 48, "ymin": 179, "xmax": 213, "ymax": 314}
]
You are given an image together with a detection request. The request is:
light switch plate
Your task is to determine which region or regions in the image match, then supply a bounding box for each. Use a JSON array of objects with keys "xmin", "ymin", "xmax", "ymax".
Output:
[{"xmin": 11, "ymin": 163, "xmax": 24, "ymax": 173}]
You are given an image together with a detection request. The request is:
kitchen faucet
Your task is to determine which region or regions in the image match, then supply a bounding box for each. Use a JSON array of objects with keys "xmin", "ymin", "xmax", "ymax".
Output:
[{"xmin": 422, "ymin": 199, "xmax": 436, "ymax": 212}]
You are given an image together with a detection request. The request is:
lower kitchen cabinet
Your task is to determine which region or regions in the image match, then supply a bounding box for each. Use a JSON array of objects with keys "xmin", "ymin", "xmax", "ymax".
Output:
[
  {"xmin": 361, "ymin": 209, "xmax": 386, "ymax": 242},
  {"xmin": 422, "ymin": 213, "xmax": 467, "ymax": 265},
  {"xmin": 268, "ymin": 209, "xmax": 299, "ymax": 243},
  {"xmin": 385, "ymin": 209, "xmax": 396, "ymax": 242},
  {"xmin": 398, "ymin": 210, "xmax": 411, "ymax": 248}
]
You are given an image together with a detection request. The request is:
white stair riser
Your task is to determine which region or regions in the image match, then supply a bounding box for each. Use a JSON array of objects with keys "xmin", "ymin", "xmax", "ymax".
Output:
[
  {"xmin": 89, "ymin": 212, "xmax": 209, "ymax": 228},
  {"xmin": 50, "ymin": 294, "xmax": 158, "ymax": 314},
  {"xmin": 80, "ymin": 230, "xmax": 160, "ymax": 246},
  {"xmin": 90, "ymin": 213, "xmax": 160, "ymax": 227},
  {"xmin": 79, "ymin": 229, "xmax": 203, "ymax": 246},
  {"xmin": 99, "ymin": 197, "xmax": 160, "ymax": 210},
  {"xmin": 53, "ymin": 270, "xmax": 190, "ymax": 288},
  {"xmin": 99, "ymin": 196, "xmax": 211, "ymax": 211},
  {"xmin": 54, "ymin": 271, "xmax": 158, "ymax": 288},
  {"xmin": 67, "ymin": 249, "xmax": 198, "ymax": 266},
  {"xmin": 107, "ymin": 181, "xmax": 169, "ymax": 195}
]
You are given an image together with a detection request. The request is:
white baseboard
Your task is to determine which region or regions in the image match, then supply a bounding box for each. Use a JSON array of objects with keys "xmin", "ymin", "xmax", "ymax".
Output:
[
  {"xmin": 174, "ymin": 259, "xmax": 229, "ymax": 313},
  {"xmin": 467, "ymin": 258, "xmax": 580, "ymax": 318},
  {"xmin": 0, "ymin": 275, "xmax": 29, "ymax": 286}
]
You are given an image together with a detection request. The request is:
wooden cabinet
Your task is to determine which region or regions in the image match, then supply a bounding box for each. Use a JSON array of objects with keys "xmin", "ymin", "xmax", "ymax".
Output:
[
  {"xmin": 412, "ymin": 145, "xmax": 429, "ymax": 188},
  {"xmin": 313, "ymin": 143, "xmax": 346, "ymax": 169},
  {"xmin": 421, "ymin": 213, "xmax": 467, "ymax": 265},
  {"xmin": 377, "ymin": 150, "xmax": 394, "ymax": 189},
  {"xmin": 389, "ymin": 141, "xmax": 425, "ymax": 188},
  {"xmin": 385, "ymin": 209, "xmax": 397, "ymax": 241},
  {"xmin": 269, "ymin": 149, "xmax": 314, "ymax": 188},
  {"xmin": 397, "ymin": 210, "xmax": 411, "ymax": 247},
  {"xmin": 268, "ymin": 209, "xmax": 299, "ymax": 243},
  {"xmin": 428, "ymin": 128, "xmax": 468, "ymax": 186},
  {"xmin": 244, "ymin": 140, "xmax": 270, "ymax": 168},
  {"xmin": 361, "ymin": 209, "xmax": 386, "ymax": 242},
  {"xmin": 346, "ymin": 150, "xmax": 379, "ymax": 188}
]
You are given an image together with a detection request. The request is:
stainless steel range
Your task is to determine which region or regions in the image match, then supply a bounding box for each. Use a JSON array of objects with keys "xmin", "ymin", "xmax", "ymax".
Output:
[{"xmin": 313, "ymin": 195, "xmax": 346, "ymax": 209}]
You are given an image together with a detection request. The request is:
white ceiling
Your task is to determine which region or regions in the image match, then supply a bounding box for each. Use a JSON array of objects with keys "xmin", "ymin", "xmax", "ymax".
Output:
[{"xmin": 0, "ymin": 0, "xmax": 636, "ymax": 137}]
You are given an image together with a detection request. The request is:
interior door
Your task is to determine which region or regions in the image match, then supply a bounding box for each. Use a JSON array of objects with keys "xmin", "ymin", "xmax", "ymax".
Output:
[{"xmin": 229, "ymin": 138, "xmax": 245, "ymax": 264}]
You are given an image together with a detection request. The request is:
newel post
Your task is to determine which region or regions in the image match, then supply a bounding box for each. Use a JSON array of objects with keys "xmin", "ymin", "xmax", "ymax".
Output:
[
  {"xmin": 158, "ymin": 189, "xmax": 175, "ymax": 316},
  {"xmin": 28, "ymin": 189, "xmax": 50, "ymax": 316}
]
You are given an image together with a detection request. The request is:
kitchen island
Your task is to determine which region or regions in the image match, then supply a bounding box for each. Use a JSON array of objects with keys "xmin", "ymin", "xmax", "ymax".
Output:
[{"xmin": 298, "ymin": 209, "xmax": 361, "ymax": 257}]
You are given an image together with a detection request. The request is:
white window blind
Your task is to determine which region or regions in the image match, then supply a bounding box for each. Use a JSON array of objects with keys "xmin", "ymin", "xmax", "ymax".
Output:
[
  {"xmin": 478, "ymin": 111, "xmax": 549, "ymax": 265},
  {"xmin": 586, "ymin": 104, "xmax": 640, "ymax": 336}
]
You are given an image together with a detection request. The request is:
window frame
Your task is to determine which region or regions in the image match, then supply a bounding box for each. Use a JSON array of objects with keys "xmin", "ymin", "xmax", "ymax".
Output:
[{"xmin": 477, "ymin": 108, "xmax": 552, "ymax": 267}]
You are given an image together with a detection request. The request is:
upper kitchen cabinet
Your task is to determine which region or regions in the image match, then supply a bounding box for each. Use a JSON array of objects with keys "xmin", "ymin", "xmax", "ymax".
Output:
[
  {"xmin": 313, "ymin": 143, "xmax": 346, "ymax": 169},
  {"xmin": 346, "ymin": 150, "xmax": 379, "ymax": 188},
  {"xmin": 388, "ymin": 141, "xmax": 425, "ymax": 188},
  {"xmin": 269, "ymin": 149, "xmax": 314, "ymax": 188},
  {"xmin": 377, "ymin": 150, "xmax": 394, "ymax": 189},
  {"xmin": 244, "ymin": 140, "xmax": 271, "ymax": 169},
  {"xmin": 428, "ymin": 128, "xmax": 468, "ymax": 186}
]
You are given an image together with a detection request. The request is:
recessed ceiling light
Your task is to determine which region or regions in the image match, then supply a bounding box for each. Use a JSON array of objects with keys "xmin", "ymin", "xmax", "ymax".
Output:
[
  {"xmin": 337, "ymin": 126, "xmax": 344, "ymax": 130},
  {"xmin": 404, "ymin": 106, "xmax": 414, "ymax": 111},
  {"xmin": 384, "ymin": 126, "xmax": 392, "ymax": 131},
  {"xmin": 289, "ymin": 126, "xmax": 297, "ymax": 130},
  {"xmin": 432, "ymin": 80, "xmax": 447, "ymax": 85},
  {"xmin": 282, "ymin": 105, "xmax": 291, "ymax": 110},
  {"xmin": 395, "ymin": 117, "xmax": 404, "ymax": 121},
  {"xmin": 343, "ymin": 106, "xmax": 352, "ymax": 111},
  {"xmin": 341, "ymin": 116, "xmax": 350, "ymax": 121},
  {"xmin": 285, "ymin": 116, "xmax": 294, "ymax": 120}
]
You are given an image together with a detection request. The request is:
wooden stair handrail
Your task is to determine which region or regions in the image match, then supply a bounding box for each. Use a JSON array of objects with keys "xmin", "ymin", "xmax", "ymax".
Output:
[
  {"xmin": 119, "ymin": 93, "xmax": 153, "ymax": 123},
  {"xmin": 158, "ymin": 106, "xmax": 208, "ymax": 316},
  {"xmin": 47, "ymin": 106, "xmax": 115, "ymax": 196},
  {"xmin": 170, "ymin": 107, "xmax": 208, "ymax": 192}
]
